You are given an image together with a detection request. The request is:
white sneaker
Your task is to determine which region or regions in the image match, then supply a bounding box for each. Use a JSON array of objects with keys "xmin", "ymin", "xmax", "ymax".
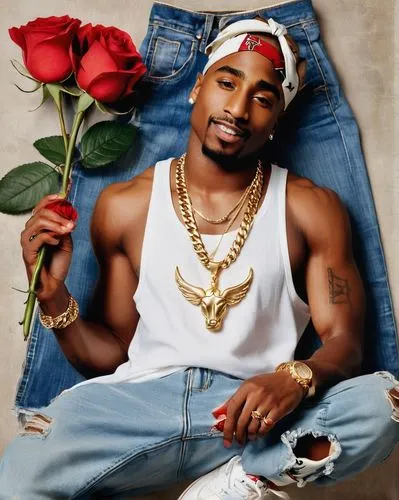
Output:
[{"xmin": 178, "ymin": 456, "xmax": 290, "ymax": 500}]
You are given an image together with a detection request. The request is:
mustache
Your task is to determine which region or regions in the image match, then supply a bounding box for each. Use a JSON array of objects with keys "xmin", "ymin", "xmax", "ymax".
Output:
[{"xmin": 208, "ymin": 114, "xmax": 250, "ymax": 138}]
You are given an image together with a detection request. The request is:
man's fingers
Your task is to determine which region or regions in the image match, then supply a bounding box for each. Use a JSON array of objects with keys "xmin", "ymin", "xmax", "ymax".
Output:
[
  {"xmin": 256, "ymin": 405, "xmax": 287, "ymax": 437},
  {"xmin": 246, "ymin": 412, "xmax": 262, "ymax": 441},
  {"xmin": 223, "ymin": 395, "xmax": 245, "ymax": 446},
  {"xmin": 32, "ymin": 194, "xmax": 62, "ymax": 214},
  {"xmin": 235, "ymin": 399, "xmax": 258, "ymax": 445},
  {"xmin": 25, "ymin": 209, "xmax": 75, "ymax": 230}
]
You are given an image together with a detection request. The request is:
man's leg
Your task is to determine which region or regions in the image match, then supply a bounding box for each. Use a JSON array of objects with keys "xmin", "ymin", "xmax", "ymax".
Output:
[
  {"xmin": 0, "ymin": 370, "xmax": 192, "ymax": 499},
  {"xmin": 242, "ymin": 371, "xmax": 399, "ymax": 488}
]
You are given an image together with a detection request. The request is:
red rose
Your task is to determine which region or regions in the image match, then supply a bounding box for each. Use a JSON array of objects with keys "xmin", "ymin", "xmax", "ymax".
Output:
[
  {"xmin": 71, "ymin": 24, "xmax": 147, "ymax": 103},
  {"xmin": 45, "ymin": 199, "xmax": 78, "ymax": 222},
  {"xmin": 9, "ymin": 15, "xmax": 81, "ymax": 83}
]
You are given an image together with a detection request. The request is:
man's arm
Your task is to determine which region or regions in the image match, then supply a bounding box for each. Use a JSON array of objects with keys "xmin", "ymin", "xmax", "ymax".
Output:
[
  {"xmin": 294, "ymin": 183, "xmax": 366, "ymax": 392},
  {"xmin": 37, "ymin": 183, "xmax": 142, "ymax": 377},
  {"xmin": 222, "ymin": 179, "xmax": 366, "ymax": 446}
]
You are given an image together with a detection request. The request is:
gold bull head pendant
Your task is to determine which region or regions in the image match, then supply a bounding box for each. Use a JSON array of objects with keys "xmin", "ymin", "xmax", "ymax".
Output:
[{"xmin": 175, "ymin": 265, "xmax": 253, "ymax": 332}]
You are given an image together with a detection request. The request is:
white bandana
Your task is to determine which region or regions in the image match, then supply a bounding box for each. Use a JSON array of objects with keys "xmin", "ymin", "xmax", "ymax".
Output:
[{"xmin": 203, "ymin": 19, "xmax": 299, "ymax": 110}]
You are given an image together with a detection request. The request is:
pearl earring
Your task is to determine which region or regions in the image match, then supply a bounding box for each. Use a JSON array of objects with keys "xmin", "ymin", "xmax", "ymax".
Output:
[
  {"xmin": 268, "ymin": 133, "xmax": 274, "ymax": 141},
  {"xmin": 188, "ymin": 97, "xmax": 195, "ymax": 105}
]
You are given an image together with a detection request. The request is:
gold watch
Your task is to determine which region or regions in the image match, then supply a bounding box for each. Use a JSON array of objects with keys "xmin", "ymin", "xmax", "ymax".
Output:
[{"xmin": 276, "ymin": 361, "xmax": 313, "ymax": 397}]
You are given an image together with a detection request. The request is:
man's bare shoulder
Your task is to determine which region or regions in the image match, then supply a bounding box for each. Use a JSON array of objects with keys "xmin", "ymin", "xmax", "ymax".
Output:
[
  {"xmin": 286, "ymin": 172, "xmax": 350, "ymax": 246},
  {"xmin": 91, "ymin": 167, "xmax": 155, "ymax": 248}
]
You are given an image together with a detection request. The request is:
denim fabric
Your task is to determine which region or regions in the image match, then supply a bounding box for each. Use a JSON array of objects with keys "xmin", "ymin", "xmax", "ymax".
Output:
[
  {"xmin": 15, "ymin": 0, "xmax": 399, "ymax": 413},
  {"xmin": 2, "ymin": 369, "xmax": 399, "ymax": 497}
]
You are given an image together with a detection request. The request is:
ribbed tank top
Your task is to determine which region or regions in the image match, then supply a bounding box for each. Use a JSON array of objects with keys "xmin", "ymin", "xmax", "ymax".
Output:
[{"xmin": 71, "ymin": 158, "xmax": 310, "ymax": 390}]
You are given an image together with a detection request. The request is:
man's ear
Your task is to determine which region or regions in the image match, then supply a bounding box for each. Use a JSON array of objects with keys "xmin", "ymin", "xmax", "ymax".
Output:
[{"xmin": 189, "ymin": 73, "xmax": 204, "ymax": 102}]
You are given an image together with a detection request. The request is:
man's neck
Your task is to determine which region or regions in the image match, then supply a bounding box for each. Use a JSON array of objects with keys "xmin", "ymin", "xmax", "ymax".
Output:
[{"xmin": 184, "ymin": 133, "xmax": 262, "ymax": 196}]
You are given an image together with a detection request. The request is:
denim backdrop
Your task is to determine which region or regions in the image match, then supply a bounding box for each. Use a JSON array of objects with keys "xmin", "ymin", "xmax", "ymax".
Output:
[{"xmin": 15, "ymin": 0, "xmax": 399, "ymax": 412}]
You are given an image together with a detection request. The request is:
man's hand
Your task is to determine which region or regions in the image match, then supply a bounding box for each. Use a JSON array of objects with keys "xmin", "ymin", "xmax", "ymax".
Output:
[{"xmin": 223, "ymin": 371, "xmax": 304, "ymax": 447}]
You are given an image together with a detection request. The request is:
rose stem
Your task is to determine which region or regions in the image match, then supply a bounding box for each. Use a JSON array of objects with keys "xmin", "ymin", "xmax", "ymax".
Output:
[
  {"xmin": 22, "ymin": 108, "xmax": 86, "ymax": 340},
  {"xmin": 57, "ymin": 92, "xmax": 69, "ymax": 155}
]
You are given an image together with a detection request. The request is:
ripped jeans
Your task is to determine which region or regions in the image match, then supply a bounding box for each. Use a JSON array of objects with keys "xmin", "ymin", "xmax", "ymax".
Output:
[{"xmin": 1, "ymin": 369, "xmax": 398, "ymax": 499}]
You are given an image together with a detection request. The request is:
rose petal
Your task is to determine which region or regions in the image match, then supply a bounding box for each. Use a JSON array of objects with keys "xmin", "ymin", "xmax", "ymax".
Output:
[
  {"xmin": 77, "ymin": 40, "xmax": 118, "ymax": 91},
  {"xmin": 86, "ymin": 65, "xmax": 146, "ymax": 102},
  {"xmin": 27, "ymin": 41, "xmax": 73, "ymax": 82},
  {"xmin": 45, "ymin": 200, "xmax": 78, "ymax": 222}
]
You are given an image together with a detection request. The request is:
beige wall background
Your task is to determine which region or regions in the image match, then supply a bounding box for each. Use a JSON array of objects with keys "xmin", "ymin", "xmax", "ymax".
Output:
[{"xmin": 1, "ymin": 0, "xmax": 398, "ymax": 498}]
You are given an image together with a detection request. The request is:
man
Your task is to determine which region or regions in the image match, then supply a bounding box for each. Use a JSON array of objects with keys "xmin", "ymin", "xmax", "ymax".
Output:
[{"xmin": 1, "ymin": 18, "xmax": 398, "ymax": 499}]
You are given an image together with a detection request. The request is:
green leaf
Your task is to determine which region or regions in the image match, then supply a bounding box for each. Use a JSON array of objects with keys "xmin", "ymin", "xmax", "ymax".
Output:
[
  {"xmin": 34, "ymin": 136, "xmax": 66, "ymax": 166},
  {"xmin": 0, "ymin": 162, "xmax": 60, "ymax": 214},
  {"xmin": 80, "ymin": 121, "xmax": 136, "ymax": 168}
]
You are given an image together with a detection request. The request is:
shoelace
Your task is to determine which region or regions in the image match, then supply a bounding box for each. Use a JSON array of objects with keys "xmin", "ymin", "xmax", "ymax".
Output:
[{"xmin": 217, "ymin": 458, "xmax": 290, "ymax": 500}]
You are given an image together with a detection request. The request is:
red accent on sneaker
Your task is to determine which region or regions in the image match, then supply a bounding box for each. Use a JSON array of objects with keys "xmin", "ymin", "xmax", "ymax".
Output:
[{"xmin": 247, "ymin": 474, "xmax": 261, "ymax": 483}]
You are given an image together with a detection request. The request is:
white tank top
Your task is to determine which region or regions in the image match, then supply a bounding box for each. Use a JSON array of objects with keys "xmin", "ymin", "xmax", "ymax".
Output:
[{"xmin": 71, "ymin": 158, "xmax": 310, "ymax": 390}]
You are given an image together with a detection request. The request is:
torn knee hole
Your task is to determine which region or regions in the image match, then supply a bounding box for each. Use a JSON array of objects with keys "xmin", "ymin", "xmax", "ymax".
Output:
[
  {"xmin": 280, "ymin": 429, "xmax": 341, "ymax": 487},
  {"xmin": 295, "ymin": 435, "xmax": 331, "ymax": 461},
  {"xmin": 19, "ymin": 413, "xmax": 53, "ymax": 437}
]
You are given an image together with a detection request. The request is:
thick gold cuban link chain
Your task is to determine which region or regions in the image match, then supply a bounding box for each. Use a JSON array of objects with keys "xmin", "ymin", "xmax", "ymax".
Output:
[{"xmin": 175, "ymin": 153, "xmax": 264, "ymax": 272}]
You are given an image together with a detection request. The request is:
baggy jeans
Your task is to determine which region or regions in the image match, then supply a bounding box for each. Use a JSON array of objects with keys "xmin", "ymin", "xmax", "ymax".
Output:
[
  {"xmin": 1, "ymin": 369, "xmax": 399, "ymax": 498},
  {"xmin": 15, "ymin": 0, "xmax": 399, "ymax": 414}
]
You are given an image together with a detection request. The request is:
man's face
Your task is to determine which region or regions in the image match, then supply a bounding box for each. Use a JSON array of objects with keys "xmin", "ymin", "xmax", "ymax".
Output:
[{"xmin": 190, "ymin": 40, "xmax": 284, "ymax": 166}]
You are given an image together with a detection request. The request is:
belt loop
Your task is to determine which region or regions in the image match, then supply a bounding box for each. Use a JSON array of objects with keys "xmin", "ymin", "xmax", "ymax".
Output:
[{"xmin": 199, "ymin": 14, "xmax": 215, "ymax": 53}]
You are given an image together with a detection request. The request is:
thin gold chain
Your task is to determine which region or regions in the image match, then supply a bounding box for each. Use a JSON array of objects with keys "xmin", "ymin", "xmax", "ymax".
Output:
[
  {"xmin": 192, "ymin": 184, "xmax": 251, "ymax": 224},
  {"xmin": 208, "ymin": 184, "xmax": 251, "ymax": 260},
  {"xmin": 175, "ymin": 154, "xmax": 264, "ymax": 271}
]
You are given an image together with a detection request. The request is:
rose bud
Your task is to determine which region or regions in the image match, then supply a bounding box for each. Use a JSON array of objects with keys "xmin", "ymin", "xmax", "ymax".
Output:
[
  {"xmin": 212, "ymin": 402, "xmax": 228, "ymax": 419},
  {"xmin": 211, "ymin": 402, "xmax": 228, "ymax": 432},
  {"xmin": 45, "ymin": 199, "xmax": 78, "ymax": 222},
  {"xmin": 9, "ymin": 15, "xmax": 81, "ymax": 83},
  {"xmin": 71, "ymin": 24, "xmax": 147, "ymax": 103}
]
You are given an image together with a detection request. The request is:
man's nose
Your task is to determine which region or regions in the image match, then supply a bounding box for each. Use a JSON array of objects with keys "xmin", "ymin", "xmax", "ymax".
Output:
[{"xmin": 223, "ymin": 91, "xmax": 249, "ymax": 122}]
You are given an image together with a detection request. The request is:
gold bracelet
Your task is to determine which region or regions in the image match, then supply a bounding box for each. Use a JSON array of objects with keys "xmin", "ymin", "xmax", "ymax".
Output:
[{"xmin": 39, "ymin": 295, "xmax": 79, "ymax": 330}]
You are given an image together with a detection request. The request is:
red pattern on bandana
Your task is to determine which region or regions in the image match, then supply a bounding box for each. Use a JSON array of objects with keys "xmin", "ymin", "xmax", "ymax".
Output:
[{"xmin": 238, "ymin": 34, "xmax": 285, "ymax": 69}]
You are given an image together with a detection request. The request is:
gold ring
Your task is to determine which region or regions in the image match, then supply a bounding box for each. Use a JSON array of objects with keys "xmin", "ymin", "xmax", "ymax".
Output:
[
  {"xmin": 251, "ymin": 410, "xmax": 264, "ymax": 420},
  {"xmin": 262, "ymin": 416, "xmax": 274, "ymax": 427},
  {"xmin": 29, "ymin": 233, "xmax": 38, "ymax": 242}
]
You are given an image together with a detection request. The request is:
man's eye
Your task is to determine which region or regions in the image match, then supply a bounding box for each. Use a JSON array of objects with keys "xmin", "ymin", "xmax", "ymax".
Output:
[
  {"xmin": 218, "ymin": 80, "xmax": 234, "ymax": 89},
  {"xmin": 254, "ymin": 96, "xmax": 272, "ymax": 107}
]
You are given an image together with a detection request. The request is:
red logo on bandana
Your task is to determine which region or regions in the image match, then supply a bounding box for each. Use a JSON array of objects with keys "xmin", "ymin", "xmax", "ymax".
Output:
[
  {"xmin": 244, "ymin": 35, "xmax": 261, "ymax": 51},
  {"xmin": 239, "ymin": 34, "xmax": 285, "ymax": 70}
]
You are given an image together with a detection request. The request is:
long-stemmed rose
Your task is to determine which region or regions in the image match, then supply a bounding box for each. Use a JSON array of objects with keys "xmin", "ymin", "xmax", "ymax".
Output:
[{"xmin": 3, "ymin": 15, "xmax": 146, "ymax": 339}]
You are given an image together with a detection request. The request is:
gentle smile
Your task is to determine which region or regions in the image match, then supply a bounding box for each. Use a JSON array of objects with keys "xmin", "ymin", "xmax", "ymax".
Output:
[
  {"xmin": 211, "ymin": 120, "xmax": 248, "ymax": 144},
  {"xmin": 219, "ymin": 124, "xmax": 240, "ymax": 136}
]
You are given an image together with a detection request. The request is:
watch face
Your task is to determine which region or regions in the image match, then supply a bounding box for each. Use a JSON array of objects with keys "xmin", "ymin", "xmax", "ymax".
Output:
[{"xmin": 295, "ymin": 362, "xmax": 312, "ymax": 380}]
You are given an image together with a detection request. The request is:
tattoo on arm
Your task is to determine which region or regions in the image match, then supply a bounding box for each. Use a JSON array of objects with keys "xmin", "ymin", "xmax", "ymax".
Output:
[{"xmin": 327, "ymin": 267, "xmax": 350, "ymax": 304}]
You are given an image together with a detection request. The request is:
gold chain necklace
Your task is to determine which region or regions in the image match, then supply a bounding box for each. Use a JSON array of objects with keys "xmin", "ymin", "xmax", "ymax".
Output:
[
  {"xmin": 208, "ymin": 184, "xmax": 251, "ymax": 260},
  {"xmin": 175, "ymin": 153, "xmax": 264, "ymax": 331},
  {"xmin": 192, "ymin": 185, "xmax": 250, "ymax": 224}
]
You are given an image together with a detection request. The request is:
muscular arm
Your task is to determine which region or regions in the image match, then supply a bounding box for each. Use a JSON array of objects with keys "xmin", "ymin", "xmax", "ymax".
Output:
[
  {"xmin": 40, "ymin": 183, "xmax": 142, "ymax": 377},
  {"xmin": 291, "ymin": 183, "xmax": 366, "ymax": 392}
]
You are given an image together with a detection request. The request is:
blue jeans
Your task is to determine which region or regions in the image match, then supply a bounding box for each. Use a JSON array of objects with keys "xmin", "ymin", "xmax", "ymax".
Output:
[
  {"xmin": 1, "ymin": 370, "xmax": 399, "ymax": 498},
  {"xmin": 15, "ymin": 0, "xmax": 399, "ymax": 413}
]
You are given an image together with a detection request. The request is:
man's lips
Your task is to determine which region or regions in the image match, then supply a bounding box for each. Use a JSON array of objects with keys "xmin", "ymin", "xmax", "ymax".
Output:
[{"xmin": 211, "ymin": 120, "xmax": 248, "ymax": 144}]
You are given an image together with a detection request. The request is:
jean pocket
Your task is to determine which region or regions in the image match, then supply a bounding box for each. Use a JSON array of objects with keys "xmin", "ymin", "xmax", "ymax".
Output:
[{"xmin": 144, "ymin": 23, "xmax": 196, "ymax": 83}]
